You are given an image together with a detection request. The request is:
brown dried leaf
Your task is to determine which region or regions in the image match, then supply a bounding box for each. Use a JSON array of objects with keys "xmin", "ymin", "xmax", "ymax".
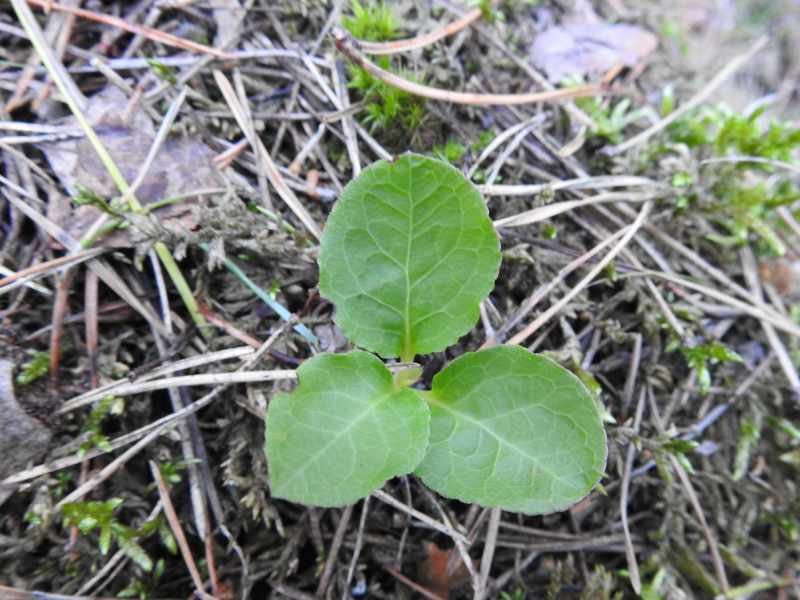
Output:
[
  {"xmin": 530, "ymin": 23, "xmax": 658, "ymax": 82},
  {"xmin": 40, "ymin": 87, "xmax": 224, "ymax": 247}
]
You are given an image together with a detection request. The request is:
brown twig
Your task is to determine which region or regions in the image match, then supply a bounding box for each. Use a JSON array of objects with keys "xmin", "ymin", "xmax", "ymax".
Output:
[
  {"xmin": 333, "ymin": 28, "xmax": 605, "ymax": 106},
  {"xmin": 26, "ymin": 0, "xmax": 233, "ymax": 59},
  {"xmin": 48, "ymin": 267, "xmax": 75, "ymax": 385},
  {"xmin": 196, "ymin": 301, "xmax": 263, "ymax": 349},
  {"xmin": 0, "ymin": 248, "xmax": 104, "ymax": 288},
  {"xmin": 149, "ymin": 461, "xmax": 215, "ymax": 600}
]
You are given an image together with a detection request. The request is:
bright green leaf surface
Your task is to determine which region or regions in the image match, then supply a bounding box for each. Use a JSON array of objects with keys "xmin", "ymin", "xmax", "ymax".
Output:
[
  {"xmin": 265, "ymin": 351, "xmax": 430, "ymax": 507},
  {"xmin": 319, "ymin": 154, "xmax": 500, "ymax": 361},
  {"xmin": 415, "ymin": 346, "xmax": 607, "ymax": 514}
]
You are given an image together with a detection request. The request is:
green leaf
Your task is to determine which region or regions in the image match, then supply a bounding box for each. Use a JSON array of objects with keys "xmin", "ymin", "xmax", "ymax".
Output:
[
  {"xmin": 415, "ymin": 346, "xmax": 607, "ymax": 514},
  {"xmin": 265, "ymin": 351, "xmax": 430, "ymax": 507},
  {"xmin": 319, "ymin": 154, "xmax": 500, "ymax": 361},
  {"xmin": 16, "ymin": 350, "xmax": 49, "ymax": 385},
  {"xmin": 99, "ymin": 524, "xmax": 112, "ymax": 555},
  {"xmin": 116, "ymin": 531, "xmax": 153, "ymax": 572}
]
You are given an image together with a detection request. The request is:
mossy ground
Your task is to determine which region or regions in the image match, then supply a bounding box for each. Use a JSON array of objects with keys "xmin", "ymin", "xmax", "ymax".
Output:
[{"xmin": 0, "ymin": 1, "xmax": 798, "ymax": 598}]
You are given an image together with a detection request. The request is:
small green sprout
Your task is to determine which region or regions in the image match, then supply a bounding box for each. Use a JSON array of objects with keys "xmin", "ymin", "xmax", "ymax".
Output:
[
  {"xmin": 146, "ymin": 58, "xmax": 177, "ymax": 85},
  {"xmin": 575, "ymin": 96, "xmax": 649, "ymax": 144},
  {"xmin": 61, "ymin": 499, "xmax": 176, "ymax": 572},
  {"xmin": 679, "ymin": 341, "xmax": 743, "ymax": 395},
  {"xmin": 16, "ymin": 350, "xmax": 49, "ymax": 385},
  {"xmin": 78, "ymin": 395, "xmax": 124, "ymax": 457},
  {"xmin": 472, "ymin": 130, "xmax": 494, "ymax": 154},
  {"xmin": 432, "ymin": 139, "xmax": 467, "ymax": 163},
  {"xmin": 265, "ymin": 154, "xmax": 607, "ymax": 514},
  {"xmin": 342, "ymin": 0, "xmax": 396, "ymax": 42}
]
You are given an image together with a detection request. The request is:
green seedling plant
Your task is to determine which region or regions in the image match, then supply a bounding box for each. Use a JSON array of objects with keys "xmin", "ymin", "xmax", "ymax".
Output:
[
  {"xmin": 662, "ymin": 102, "xmax": 800, "ymax": 255},
  {"xmin": 265, "ymin": 154, "xmax": 607, "ymax": 514}
]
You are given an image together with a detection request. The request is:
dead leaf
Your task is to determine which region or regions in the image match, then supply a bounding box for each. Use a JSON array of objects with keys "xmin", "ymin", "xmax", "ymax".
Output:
[
  {"xmin": 530, "ymin": 23, "xmax": 658, "ymax": 82},
  {"xmin": 0, "ymin": 360, "xmax": 52, "ymax": 506},
  {"xmin": 418, "ymin": 542, "xmax": 474, "ymax": 599},
  {"xmin": 40, "ymin": 86, "xmax": 224, "ymax": 248}
]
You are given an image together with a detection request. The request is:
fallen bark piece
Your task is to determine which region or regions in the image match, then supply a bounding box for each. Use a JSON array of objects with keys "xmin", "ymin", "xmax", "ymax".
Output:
[{"xmin": 0, "ymin": 360, "xmax": 52, "ymax": 505}]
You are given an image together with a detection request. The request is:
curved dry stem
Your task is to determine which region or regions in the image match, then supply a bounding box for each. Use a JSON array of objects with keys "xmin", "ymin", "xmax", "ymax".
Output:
[
  {"xmin": 333, "ymin": 28, "xmax": 605, "ymax": 106},
  {"xmin": 353, "ymin": 8, "xmax": 482, "ymax": 55}
]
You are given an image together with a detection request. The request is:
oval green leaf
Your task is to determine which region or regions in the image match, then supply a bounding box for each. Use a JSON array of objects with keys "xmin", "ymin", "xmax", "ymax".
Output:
[
  {"xmin": 415, "ymin": 346, "xmax": 607, "ymax": 514},
  {"xmin": 265, "ymin": 350, "xmax": 430, "ymax": 507},
  {"xmin": 319, "ymin": 154, "xmax": 500, "ymax": 361}
]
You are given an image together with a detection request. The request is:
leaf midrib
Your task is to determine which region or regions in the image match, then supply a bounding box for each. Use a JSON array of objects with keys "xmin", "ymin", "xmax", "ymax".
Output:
[{"xmin": 402, "ymin": 163, "xmax": 414, "ymax": 362}]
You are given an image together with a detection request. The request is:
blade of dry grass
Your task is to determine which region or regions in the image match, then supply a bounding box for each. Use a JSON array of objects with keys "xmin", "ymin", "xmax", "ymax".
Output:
[
  {"xmin": 213, "ymin": 70, "xmax": 322, "ymax": 240},
  {"xmin": 509, "ymin": 201, "xmax": 652, "ymax": 345}
]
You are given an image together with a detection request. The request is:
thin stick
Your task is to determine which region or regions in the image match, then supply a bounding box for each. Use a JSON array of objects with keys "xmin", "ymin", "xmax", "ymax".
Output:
[
  {"xmin": 371, "ymin": 489, "xmax": 469, "ymax": 545},
  {"xmin": 344, "ymin": 496, "xmax": 370, "ymax": 598},
  {"xmin": 467, "ymin": 115, "xmax": 545, "ymax": 179},
  {"xmin": 58, "ymin": 346, "xmax": 257, "ymax": 414},
  {"xmin": 630, "ymin": 269, "xmax": 800, "ymax": 341},
  {"xmin": 480, "ymin": 175, "xmax": 658, "ymax": 197},
  {"xmin": 148, "ymin": 251, "xmax": 210, "ymax": 543},
  {"xmin": 493, "ymin": 228, "xmax": 627, "ymax": 343},
  {"xmin": 48, "ymin": 268, "xmax": 74, "ymax": 384},
  {"xmin": 0, "ymin": 265, "xmax": 52, "ymax": 297},
  {"xmin": 213, "ymin": 71, "xmax": 323, "ymax": 240},
  {"xmin": 494, "ymin": 191, "xmax": 654, "ymax": 228},
  {"xmin": 606, "ymin": 36, "xmax": 768, "ymax": 155},
  {"xmin": 382, "ymin": 565, "xmax": 445, "ymax": 600},
  {"xmin": 59, "ymin": 370, "xmax": 297, "ymax": 399},
  {"xmin": 148, "ymin": 462, "xmax": 213, "ymax": 600},
  {"xmin": 646, "ymin": 386, "xmax": 730, "ymax": 593},
  {"xmin": 740, "ymin": 247, "xmax": 800, "ymax": 393},
  {"xmin": 316, "ymin": 505, "xmax": 354, "ymax": 596},
  {"xmin": 8, "ymin": 334, "xmax": 290, "ymax": 489},
  {"xmin": 333, "ymin": 28, "xmax": 605, "ymax": 106},
  {"xmin": 476, "ymin": 507, "xmax": 502, "ymax": 599}
]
